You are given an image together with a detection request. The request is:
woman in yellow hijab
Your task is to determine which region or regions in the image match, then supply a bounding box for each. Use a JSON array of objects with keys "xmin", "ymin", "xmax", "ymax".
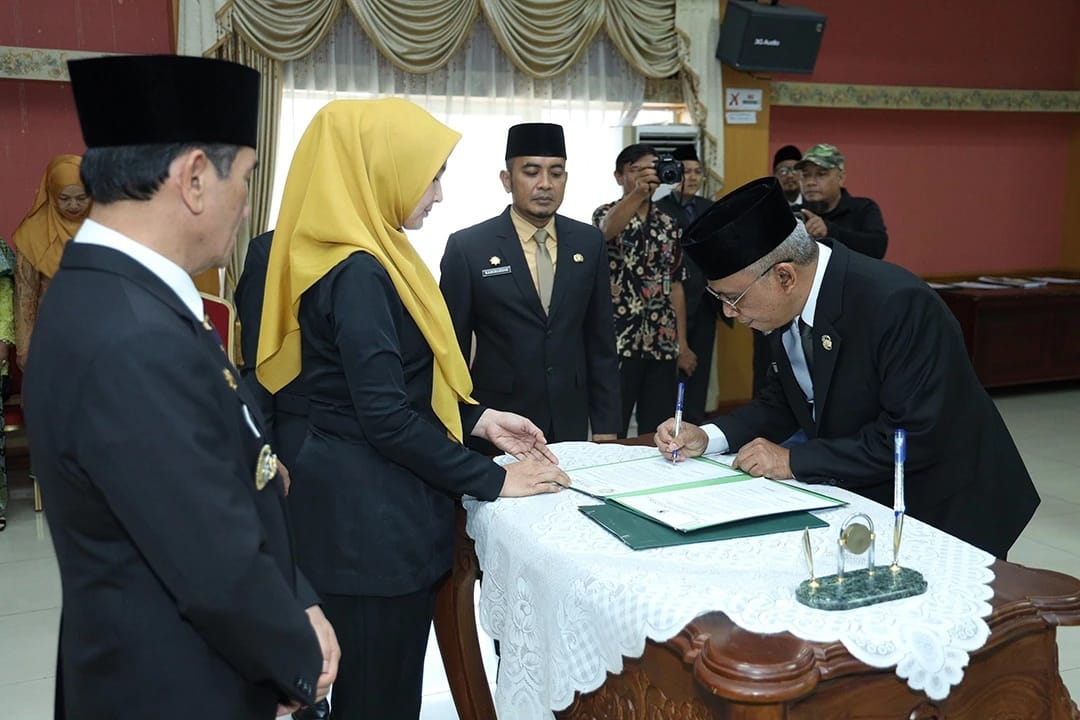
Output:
[
  {"xmin": 12, "ymin": 154, "xmax": 90, "ymax": 368},
  {"xmin": 256, "ymin": 99, "xmax": 567, "ymax": 719}
]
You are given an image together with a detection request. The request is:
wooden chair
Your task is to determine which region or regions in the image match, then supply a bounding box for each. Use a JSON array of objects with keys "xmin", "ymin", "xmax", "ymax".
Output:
[{"xmin": 199, "ymin": 292, "xmax": 239, "ymax": 365}]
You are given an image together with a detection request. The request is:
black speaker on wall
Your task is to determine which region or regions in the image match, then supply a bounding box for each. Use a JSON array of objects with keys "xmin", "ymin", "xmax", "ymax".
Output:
[{"xmin": 716, "ymin": 0, "xmax": 826, "ymax": 74}]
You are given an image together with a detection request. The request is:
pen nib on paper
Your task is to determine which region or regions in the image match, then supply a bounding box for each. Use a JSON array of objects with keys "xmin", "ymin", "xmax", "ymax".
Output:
[{"xmin": 671, "ymin": 381, "xmax": 685, "ymax": 466}]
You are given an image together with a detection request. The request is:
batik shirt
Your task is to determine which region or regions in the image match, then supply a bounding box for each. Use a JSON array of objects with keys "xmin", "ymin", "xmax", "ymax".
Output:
[{"xmin": 592, "ymin": 202, "xmax": 684, "ymax": 361}]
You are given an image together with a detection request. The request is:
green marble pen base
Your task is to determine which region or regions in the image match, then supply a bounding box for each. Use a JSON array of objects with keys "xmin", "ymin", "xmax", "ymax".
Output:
[{"xmin": 796, "ymin": 566, "xmax": 927, "ymax": 610}]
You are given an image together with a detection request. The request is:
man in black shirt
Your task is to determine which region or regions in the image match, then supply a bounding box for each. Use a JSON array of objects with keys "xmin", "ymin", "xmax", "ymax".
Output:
[{"xmin": 796, "ymin": 144, "xmax": 888, "ymax": 259}]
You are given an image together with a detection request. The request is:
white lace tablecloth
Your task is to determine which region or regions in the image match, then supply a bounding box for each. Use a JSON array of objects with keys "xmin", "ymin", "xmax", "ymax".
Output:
[{"xmin": 464, "ymin": 442, "xmax": 996, "ymax": 719}]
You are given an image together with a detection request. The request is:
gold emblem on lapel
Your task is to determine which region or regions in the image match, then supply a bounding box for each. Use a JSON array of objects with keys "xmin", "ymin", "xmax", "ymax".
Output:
[
  {"xmin": 202, "ymin": 315, "xmax": 213, "ymax": 331},
  {"xmin": 489, "ymin": 256, "xmax": 501, "ymax": 266},
  {"xmin": 821, "ymin": 335, "xmax": 833, "ymax": 351},
  {"xmin": 223, "ymin": 368, "xmax": 238, "ymax": 390},
  {"xmin": 573, "ymin": 253, "xmax": 584, "ymax": 263},
  {"xmin": 255, "ymin": 444, "xmax": 277, "ymax": 491}
]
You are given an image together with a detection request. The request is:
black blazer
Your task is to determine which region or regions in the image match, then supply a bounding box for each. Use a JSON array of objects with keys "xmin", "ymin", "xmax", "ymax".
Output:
[
  {"xmin": 440, "ymin": 208, "xmax": 620, "ymax": 442},
  {"xmin": 23, "ymin": 243, "xmax": 322, "ymax": 719},
  {"xmin": 714, "ymin": 242, "xmax": 1039, "ymax": 558},
  {"xmin": 290, "ymin": 252, "xmax": 505, "ymax": 597}
]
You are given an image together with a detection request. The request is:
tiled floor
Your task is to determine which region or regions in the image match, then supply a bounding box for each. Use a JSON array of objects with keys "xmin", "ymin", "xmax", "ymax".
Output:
[{"xmin": 1, "ymin": 384, "xmax": 1078, "ymax": 718}]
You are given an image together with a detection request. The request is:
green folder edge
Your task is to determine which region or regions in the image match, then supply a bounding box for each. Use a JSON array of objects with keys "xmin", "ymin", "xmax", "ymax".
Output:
[{"xmin": 579, "ymin": 501, "xmax": 829, "ymax": 551}]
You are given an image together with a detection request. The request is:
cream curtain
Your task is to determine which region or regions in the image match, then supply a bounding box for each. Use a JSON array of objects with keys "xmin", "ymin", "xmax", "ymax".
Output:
[
  {"xmin": 676, "ymin": 0, "xmax": 725, "ymax": 198},
  {"xmin": 177, "ymin": 0, "xmax": 722, "ymax": 289}
]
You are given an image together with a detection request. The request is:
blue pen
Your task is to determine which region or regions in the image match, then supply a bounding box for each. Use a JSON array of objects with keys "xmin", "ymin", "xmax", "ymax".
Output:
[
  {"xmin": 671, "ymin": 382, "xmax": 685, "ymax": 464},
  {"xmin": 893, "ymin": 428, "xmax": 906, "ymax": 567}
]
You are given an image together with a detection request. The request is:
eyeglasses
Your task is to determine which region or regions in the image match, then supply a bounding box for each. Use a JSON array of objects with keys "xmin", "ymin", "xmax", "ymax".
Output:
[
  {"xmin": 775, "ymin": 167, "xmax": 798, "ymax": 176},
  {"xmin": 705, "ymin": 260, "xmax": 792, "ymax": 313}
]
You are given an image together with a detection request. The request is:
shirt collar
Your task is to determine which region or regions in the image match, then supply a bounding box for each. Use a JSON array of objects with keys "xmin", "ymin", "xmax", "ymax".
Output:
[
  {"xmin": 510, "ymin": 206, "xmax": 556, "ymax": 244},
  {"xmin": 799, "ymin": 241, "xmax": 832, "ymax": 328},
  {"xmin": 73, "ymin": 218, "xmax": 205, "ymax": 320}
]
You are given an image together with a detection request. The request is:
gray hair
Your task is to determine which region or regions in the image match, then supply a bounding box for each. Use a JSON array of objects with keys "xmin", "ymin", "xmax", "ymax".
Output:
[{"xmin": 747, "ymin": 219, "xmax": 818, "ymax": 276}]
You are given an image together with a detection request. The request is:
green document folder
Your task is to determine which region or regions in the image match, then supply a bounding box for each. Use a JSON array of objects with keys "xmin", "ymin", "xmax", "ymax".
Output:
[{"xmin": 579, "ymin": 501, "xmax": 828, "ymax": 551}]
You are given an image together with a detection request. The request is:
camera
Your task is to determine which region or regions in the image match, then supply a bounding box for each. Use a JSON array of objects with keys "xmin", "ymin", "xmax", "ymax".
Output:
[{"xmin": 654, "ymin": 153, "xmax": 684, "ymax": 185}]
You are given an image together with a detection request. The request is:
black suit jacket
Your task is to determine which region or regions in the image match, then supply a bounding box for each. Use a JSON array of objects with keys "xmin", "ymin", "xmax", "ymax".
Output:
[
  {"xmin": 714, "ymin": 242, "xmax": 1039, "ymax": 558},
  {"xmin": 23, "ymin": 243, "xmax": 322, "ymax": 719},
  {"xmin": 291, "ymin": 252, "xmax": 505, "ymax": 597},
  {"xmin": 235, "ymin": 229, "xmax": 309, "ymax": 469},
  {"xmin": 440, "ymin": 208, "xmax": 620, "ymax": 442}
]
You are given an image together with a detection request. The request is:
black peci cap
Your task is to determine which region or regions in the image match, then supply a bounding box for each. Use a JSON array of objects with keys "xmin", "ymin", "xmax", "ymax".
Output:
[
  {"xmin": 505, "ymin": 123, "xmax": 566, "ymax": 160},
  {"xmin": 682, "ymin": 177, "xmax": 796, "ymax": 280},
  {"xmin": 68, "ymin": 55, "xmax": 260, "ymax": 149}
]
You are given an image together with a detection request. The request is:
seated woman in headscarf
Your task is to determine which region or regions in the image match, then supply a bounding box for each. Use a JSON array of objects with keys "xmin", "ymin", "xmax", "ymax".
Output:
[
  {"xmin": 256, "ymin": 99, "xmax": 570, "ymax": 719},
  {"xmin": 12, "ymin": 154, "xmax": 91, "ymax": 369}
]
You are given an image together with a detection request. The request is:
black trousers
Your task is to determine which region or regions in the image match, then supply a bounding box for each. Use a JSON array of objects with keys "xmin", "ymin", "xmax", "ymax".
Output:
[
  {"xmin": 618, "ymin": 357, "xmax": 678, "ymax": 438},
  {"xmin": 320, "ymin": 585, "xmax": 437, "ymax": 720}
]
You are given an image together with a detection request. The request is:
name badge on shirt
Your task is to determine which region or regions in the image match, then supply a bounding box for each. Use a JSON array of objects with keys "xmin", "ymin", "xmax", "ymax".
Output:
[{"xmin": 482, "ymin": 266, "xmax": 512, "ymax": 277}]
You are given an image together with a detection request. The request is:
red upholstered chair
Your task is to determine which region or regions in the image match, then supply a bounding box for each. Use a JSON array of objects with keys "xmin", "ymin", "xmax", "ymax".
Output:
[{"xmin": 200, "ymin": 292, "xmax": 238, "ymax": 365}]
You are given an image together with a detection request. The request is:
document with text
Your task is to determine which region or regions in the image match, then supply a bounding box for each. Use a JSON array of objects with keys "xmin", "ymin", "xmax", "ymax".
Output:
[{"xmin": 568, "ymin": 455, "xmax": 845, "ymax": 532}]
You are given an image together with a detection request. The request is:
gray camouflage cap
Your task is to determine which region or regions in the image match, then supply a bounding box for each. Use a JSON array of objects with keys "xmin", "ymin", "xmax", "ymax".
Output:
[{"xmin": 795, "ymin": 143, "xmax": 845, "ymax": 170}]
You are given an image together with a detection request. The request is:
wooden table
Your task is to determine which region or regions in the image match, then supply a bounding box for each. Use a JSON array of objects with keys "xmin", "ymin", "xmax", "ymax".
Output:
[
  {"xmin": 435, "ymin": 509, "xmax": 1080, "ymax": 720},
  {"xmin": 937, "ymin": 283, "xmax": 1080, "ymax": 387}
]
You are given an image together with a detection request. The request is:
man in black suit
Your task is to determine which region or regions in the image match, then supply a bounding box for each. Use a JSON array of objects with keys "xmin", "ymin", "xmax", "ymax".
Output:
[
  {"xmin": 656, "ymin": 145, "xmax": 720, "ymax": 424},
  {"xmin": 656, "ymin": 177, "xmax": 1038, "ymax": 559},
  {"xmin": 441, "ymin": 123, "xmax": 620, "ymax": 450},
  {"xmin": 235, "ymin": 229, "xmax": 326, "ymax": 720},
  {"xmin": 22, "ymin": 55, "xmax": 338, "ymax": 719}
]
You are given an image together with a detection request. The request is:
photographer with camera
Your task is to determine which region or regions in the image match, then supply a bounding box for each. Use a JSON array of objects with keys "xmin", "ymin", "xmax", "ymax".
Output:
[
  {"xmin": 656, "ymin": 145, "xmax": 722, "ymax": 425},
  {"xmin": 593, "ymin": 144, "xmax": 688, "ymax": 438}
]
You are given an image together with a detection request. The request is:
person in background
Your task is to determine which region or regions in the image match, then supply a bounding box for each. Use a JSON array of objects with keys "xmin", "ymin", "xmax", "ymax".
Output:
[
  {"xmin": 656, "ymin": 177, "xmax": 1038, "ymax": 559},
  {"xmin": 753, "ymin": 144, "xmax": 804, "ymax": 395},
  {"xmin": 773, "ymin": 144, "xmax": 803, "ymax": 208},
  {"xmin": 256, "ymin": 99, "xmax": 569, "ymax": 719},
  {"xmin": 23, "ymin": 55, "xmax": 337, "ymax": 719},
  {"xmin": 796, "ymin": 143, "xmax": 888, "ymax": 259},
  {"xmin": 440, "ymin": 123, "xmax": 620, "ymax": 450},
  {"xmin": 593, "ymin": 144, "xmax": 688, "ymax": 438},
  {"xmin": 655, "ymin": 145, "xmax": 720, "ymax": 425},
  {"xmin": 0, "ymin": 240, "xmax": 12, "ymax": 532},
  {"xmin": 12, "ymin": 154, "xmax": 90, "ymax": 369}
]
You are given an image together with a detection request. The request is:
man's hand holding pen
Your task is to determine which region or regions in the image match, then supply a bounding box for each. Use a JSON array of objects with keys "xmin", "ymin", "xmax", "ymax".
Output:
[{"xmin": 655, "ymin": 418, "xmax": 708, "ymax": 461}]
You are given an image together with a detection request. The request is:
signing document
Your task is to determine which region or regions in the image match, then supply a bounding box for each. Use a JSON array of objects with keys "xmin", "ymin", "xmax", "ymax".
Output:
[{"xmin": 566, "ymin": 453, "xmax": 844, "ymax": 532}]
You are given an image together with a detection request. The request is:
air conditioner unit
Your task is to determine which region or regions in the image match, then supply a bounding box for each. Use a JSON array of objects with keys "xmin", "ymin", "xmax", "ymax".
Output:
[{"xmin": 626, "ymin": 124, "xmax": 700, "ymax": 157}]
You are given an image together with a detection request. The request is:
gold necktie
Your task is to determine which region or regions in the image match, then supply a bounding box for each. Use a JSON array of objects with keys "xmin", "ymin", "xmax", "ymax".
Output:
[{"xmin": 534, "ymin": 228, "xmax": 554, "ymax": 313}]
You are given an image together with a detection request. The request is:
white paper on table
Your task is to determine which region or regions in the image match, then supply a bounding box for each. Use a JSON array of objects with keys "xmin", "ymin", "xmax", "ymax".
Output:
[{"xmin": 567, "ymin": 455, "xmax": 742, "ymax": 497}]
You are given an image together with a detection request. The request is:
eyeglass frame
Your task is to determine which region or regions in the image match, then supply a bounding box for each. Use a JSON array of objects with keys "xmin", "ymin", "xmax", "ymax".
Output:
[
  {"xmin": 774, "ymin": 166, "xmax": 798, "ymax": 176},
  {"xmin": 705, "ymin": 259, "xmax": 793, "ymax": 313}
]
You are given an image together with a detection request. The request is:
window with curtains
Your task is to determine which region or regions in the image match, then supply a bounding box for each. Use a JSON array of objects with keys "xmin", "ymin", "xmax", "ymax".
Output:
[{"xmin": 266, "ymin": 13, "xmax": 684, "ymax": 276}]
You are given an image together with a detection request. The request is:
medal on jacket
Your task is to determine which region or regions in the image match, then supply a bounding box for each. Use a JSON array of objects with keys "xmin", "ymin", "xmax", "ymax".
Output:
[{"xmin": 255, "ymin": 444, "xmax": 277, "ymax": 491}]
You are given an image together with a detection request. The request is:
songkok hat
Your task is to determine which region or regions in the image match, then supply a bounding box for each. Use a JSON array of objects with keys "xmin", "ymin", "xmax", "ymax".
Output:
[
  {"xmin": 672, "ymin": 145, "xmax": 700, "ymax": 162},
  {"xmin": 505, "ymin": 123, "xmax": 566, "ymax": 160},
  {"xmin": 68, "ymin": 55, "xmax": 260, "ymax": 149},
  {"xmin": 682, "ymin": 177, "xmax": 796, "ymax": 281},
  {"xmin": 772, "ymin": 144, "xmax": 802, "ymax": 168},
  {"xmin": 795, "ymin": 143, "xmax": 845, "ymax": 171}
]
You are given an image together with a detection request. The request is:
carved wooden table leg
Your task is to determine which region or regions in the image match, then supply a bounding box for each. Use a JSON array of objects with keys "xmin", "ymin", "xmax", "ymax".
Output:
[{"xmin": 433, "ymin": 503, "xmax": 496, "ymax": 720}]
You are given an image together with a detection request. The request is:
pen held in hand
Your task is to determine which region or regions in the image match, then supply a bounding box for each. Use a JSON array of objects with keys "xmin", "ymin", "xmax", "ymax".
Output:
[{"xmin": 671, "ymin": 381, "xmax": 685, "ymax": 464}]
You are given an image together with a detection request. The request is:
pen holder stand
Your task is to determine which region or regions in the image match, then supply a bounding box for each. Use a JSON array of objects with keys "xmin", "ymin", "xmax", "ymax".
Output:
[
  {"xmin": 796, "ymin": 514, "xmax": 926, "ymax": 610},
  {"xmin": 796, "ymin": 565, "xmax": 927, "ymax": 610}
]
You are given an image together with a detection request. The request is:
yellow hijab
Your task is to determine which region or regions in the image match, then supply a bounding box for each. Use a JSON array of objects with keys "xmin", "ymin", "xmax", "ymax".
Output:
[
  {"xmin": 256, "ymin": 99, "xmax": 474, "ymax": 441},
  {"xmin": 13, "ymin": 154, "xmax": 87, "ymax": 278}
]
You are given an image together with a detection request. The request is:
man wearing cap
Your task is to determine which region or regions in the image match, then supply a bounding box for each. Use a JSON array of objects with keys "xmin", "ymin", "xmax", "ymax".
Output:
[
  {"xmin": 654, "ymin": 177, "xmax": 1038, "ymax": 559},
  {"xmin": 594, "ymin": 144, "xmax": 688, "ymax": 438},
  {"xmin": 656, "ymin": 145, "xmax": 721, "ymax": 425},
  {"xmin": 795, "ymin": 143, "xmax": 888, "ymax": 259},
  {"xmin": 22, "ymin": 55, "xmax": 338, "ymax": 719},
  {"xmin": 440, "ymin": 123, "xmax": 620, "ymax": 450},
  {"xmin": 773, "ymin": 144, "xmax": 803, "ymax": 207}
]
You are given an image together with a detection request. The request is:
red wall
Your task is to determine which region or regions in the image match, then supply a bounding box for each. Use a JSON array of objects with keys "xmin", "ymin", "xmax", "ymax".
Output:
[
  {"xmin": 770, "ymin": 0, "xmax": 1080, "ymax": 275},
  {"xmin": 0, "ymin": 0, "xmax": 173, "ymax": 243}
]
